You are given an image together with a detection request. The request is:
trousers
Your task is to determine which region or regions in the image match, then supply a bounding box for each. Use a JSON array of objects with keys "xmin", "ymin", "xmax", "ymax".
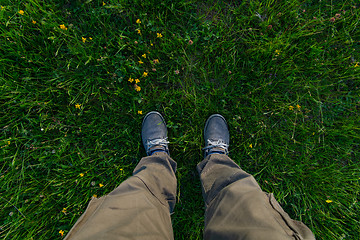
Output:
[{"xmin": 64, "ymin": 152, "xmax": 315, "ymax": 240}]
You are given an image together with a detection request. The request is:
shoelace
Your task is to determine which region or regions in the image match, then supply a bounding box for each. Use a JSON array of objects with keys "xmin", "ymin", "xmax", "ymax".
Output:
[
  {"xmin": 146, "ymin": 138, "xmax": 169, "ymax": 153},
  {"xmin": 202, "ymin": 139, "xmax": 229, "ymax": 154}
]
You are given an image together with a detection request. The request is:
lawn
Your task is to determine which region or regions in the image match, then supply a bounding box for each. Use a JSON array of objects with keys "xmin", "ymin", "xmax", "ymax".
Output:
[{"xmin": 1, "ymin": 0, "xmax": 359, "ymax": 239}]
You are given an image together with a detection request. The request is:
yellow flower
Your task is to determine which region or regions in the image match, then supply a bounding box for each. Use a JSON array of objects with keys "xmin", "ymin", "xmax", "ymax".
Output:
[
  {"xmin": 62, "ymin": 208, "xmax": 66, "ymax": 213},
  {"xmin": 18, "ymin": 10, "xmax": 24, "ymax": 15},
  {"xmin": 157, "ymin": 33, "xmax": 163, "ymax": 38},
  {"xmin": 59, "ymin": 24, "xmax": 68, "ymax": 30},
  {"xmin": 135, "ymin": 79, "xmax": 140, "ymax": 84},
  {"xmin": 326, "ymin": 199, "xmax": 333, "ymax": 203},
  {"xmin": 102, "ymin": 2, "xmax": 106, "ymax": 6},
  {"xmin": 120, "ymin": 168, "xmax": 123, "ymax": 171},
  {"xmin": 355, "ymin": 62, "xmax": 359, "ymax": 67},
  {"xmin": 136, "ymin": 19, "xmax": 141, "ymax": 24},
  {"xmin": 138, "ymin": 111, "xmax": 143, "ymax": 115},
  {"xmin": 135, "ymin": 85, "xmax": 141, "ymax": 92},
  {"xmin": 1, "ymin": 6, "xmax": 4, "ymax": 10},
  {"xmin": 275, "ymin": 49, "xmax": 281, "ymax": 55},
  {"xmin": 75, "ymin": 104, "xmax": 81, "ymax": 109},
  {"xmin": 137, "ymin": 29, "xmax": 141, "ymax": 35},
  {"xmin": 138, "ymin": 60, "xmax": 144, "ymax": 64},
  {"xmin": 99, "ymin": 183, "xmax": 104, "ymax": 187},
  {"xmin": 92, "ymin": 194, "xmax": 97, "ymax": 198},
  {"xmin": 128, "ymin": 77, "xmax": 134, "ymax": 83},
  {"xmin": 82, "ymin": 37, "xmax": 86, "ymax": 43},
  {"xmin": 32, "ymin": 20, "xmax": 36, "ymax": 24},
  {"xmin": 79, "ymin": 173, "xmax": 84, "ymax": 177},
  {"xmin": 249, "ymin": 144, "xmax": 253, "ymax": 148},
  {"xmin": 289, "ymin": 106, "xmax": 294, "ymax": 110},
  {"xmin": 59, "ymin": 230, "xmax": 64, "ymax": 237},
  {"xmin": 142, "ymin": 53, "xmax": 146, "ymax": 58},
  {"xmin": 296, "ymin": 104, "xmax": 301, "ymax": 109},
  {"xmin": 89, "ymin": 37, "xmax": 93, "ymax": 40},
  {"xmin": 142, "ymin": 72, "xmax": 148, "ymax": 77},
  {"xmin": 153, "ymin": 59, "xmax": 159, "ymax": 64},
  {"xmin": 150, "ymin": 43, "xmax": 153, "ymax": 46},
  {"xmin": 7, "ymin": 141, "xmax": 10, "ymax": 145}
]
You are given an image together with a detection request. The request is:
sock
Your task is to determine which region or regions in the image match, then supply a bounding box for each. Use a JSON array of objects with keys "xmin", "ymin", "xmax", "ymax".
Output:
[
  {"xmin": 150, "ymin": 149, "xmax": 167, "ymax": 155},
  {"xmin": 208, "ymin": 151, "xmax": 225, "ymax": 155}
]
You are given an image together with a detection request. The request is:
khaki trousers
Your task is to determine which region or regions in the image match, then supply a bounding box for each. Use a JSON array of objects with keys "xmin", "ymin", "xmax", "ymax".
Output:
[{"xmin": 64, "ymin": 152, "xmax": 315, "ymax": 240}]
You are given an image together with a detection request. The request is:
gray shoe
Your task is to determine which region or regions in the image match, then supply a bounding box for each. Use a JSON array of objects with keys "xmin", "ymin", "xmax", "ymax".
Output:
[
  {"xmin": 203, "ymin": 114, "xmax": 229, "ymax": 157},
  {"xmin": 141, "ymin": 111, "xmax": 169, "ymax": 156}
]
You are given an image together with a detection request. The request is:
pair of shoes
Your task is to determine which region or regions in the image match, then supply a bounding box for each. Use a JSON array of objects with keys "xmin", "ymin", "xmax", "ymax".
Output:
[{"xmin": 141, "ymin": 111, "xmax": 229, "ymax": 157}]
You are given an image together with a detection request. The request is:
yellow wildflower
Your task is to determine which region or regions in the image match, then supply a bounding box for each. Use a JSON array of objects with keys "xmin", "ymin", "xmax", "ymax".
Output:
[
  {"xmin": 296, "ymin": 104, "xmax": 301, "ymax": 109},
  {"xmin": 249, "ymin": 144, "xmax": 253, "ymax": 148},
  {"xmin": 143, "ymin": 72, "xmax": 148, "ymax": 77},
  {"xmin": 89, "ymin": 37, "xmax": 93, "ymax": 40},
  {"xmin": 275, "ymin": 49, "xmax": 281, "ymax": 55},
  {"xmin": 128, "ymin": 77, "xmax": 134, "ymax": 83},
  {"xmin": 135, "ymin": 79, "xmax": 140, "ymax": 84},
  {"xmin": 135, "ymin": 85, "xmax": 141, "ymax": 92},
  {"xmin": 136, "ymin": 19, "xmax": 141, "ymax": 24},
  {"xmin": 75, "ymin": 104, "xmax": 81, "ymax": 109},
  {"xmin": 326, "ymin": 199, "xmax": 333, "ymax": 203},
  {"xmin": 62, "ymin": 208, "xmax": 66, "ymax": 213},
  {"xmin": 32, "ymin": 20, "xmax": 36, "ymax": 24},
  {"xmin": 102, "ymin": 2, "xmax": 106, "ymax": 6},
  {"xmin": 99, "ymin": 183, "xmax": 104, "ymax": 187},
  {"xmin": 93, "ymin": 194, "xmax": 97, "ymax": 198},
  {"xmin": 79, "ymin": 173, "xmax": 84, "ymax": 177},
  {"xmin": 8, "ymin": 141, "xmax": 10, "ymax": 145},
  {"xmin": 157, "ymin": 33, "xmax": 163, "ymax": 38},
  {"xmin": 82, "ymin": 37, "xmax": 86, "ymax": 43},
  {"xmin": 137, "ymin": 29, "xmax": 141, "ymax": 35},
  {"xmin": 142, "ymin": 53, "xmax": 146, "ymax": 58},
  {"xmin": 120, "ymin": 168, "xmax": 123, "ymax": 171},
  {"xmin": 18, "ymin": 10, "xmax": 24, "ymax": 15},
  {"xmin": 138, "ymin": 60, "xmax": 144, "ymax": 64},
  {"xmin": 59, "ymin": 24, "xmax": 68, "ymax": 30},
  {"xmin": 1, "ymin": 6, "xmax": 4, "ymax": 10},
  {"xmin": 138, "ymin": 111, "xmax": 143, "ymax": 115},
  {"xmin": 150, "ymin": 43, "xmax": 153, "ymax": 46},
  {"xmin": 59, "ymin": 230, "xmax": 64, "ymax": 237},
  {"xmin": 289, "ymin": 106, "xmax": 294, "ymax": 110},
  {"xmin": 153, "ymin": 59, "xmax": 159, "ymax": 64},
  {"xmin": 355, "ymin": 62, "xmax": 359, "ymax": 67}
]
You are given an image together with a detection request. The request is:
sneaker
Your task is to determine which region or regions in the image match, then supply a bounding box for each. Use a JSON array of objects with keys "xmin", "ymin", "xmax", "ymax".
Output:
[
  {"xmin": 203, "ymin": 114, "xmax": 229, "ymax": 157},
  {"xmin": 141, "ymin": 111, "xmax": 170, "ymax": 156}
]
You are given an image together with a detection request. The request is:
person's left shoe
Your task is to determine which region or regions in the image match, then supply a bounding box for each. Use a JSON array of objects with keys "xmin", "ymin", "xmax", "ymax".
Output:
[{"xmin": 141, "ymin": 111, "xmax": 170, "ymax": 156}]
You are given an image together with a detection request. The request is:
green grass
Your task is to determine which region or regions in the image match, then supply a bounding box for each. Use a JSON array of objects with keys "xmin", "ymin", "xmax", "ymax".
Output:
[{"xmin": 1, "ymin": 0, "xmax": 359, "ymax": 239}]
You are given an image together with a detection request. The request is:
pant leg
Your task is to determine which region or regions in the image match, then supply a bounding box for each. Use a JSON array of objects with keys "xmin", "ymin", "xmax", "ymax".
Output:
[
  {"xmin": 197, "ymin": 154, "xmax": 316, "ymax": 240},
  {"xmin": 64, "ymin": 152, "xmax": 177, "ymax": 240}
]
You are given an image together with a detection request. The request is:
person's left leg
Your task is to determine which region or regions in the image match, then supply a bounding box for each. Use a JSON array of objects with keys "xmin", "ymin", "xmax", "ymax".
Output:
[
  {"xmin": 64, "ymin": 112, "xmax": 176, "ymax": 240},
  {"xmin": 198, "ymin": 114, "xmax": 315, "ymax": 240}
]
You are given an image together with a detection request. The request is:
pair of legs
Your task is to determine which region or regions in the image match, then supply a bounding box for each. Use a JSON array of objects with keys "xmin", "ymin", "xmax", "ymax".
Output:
[{"xmin": 64, "ymin": 112, "xmax": 315, "ymax": 240}]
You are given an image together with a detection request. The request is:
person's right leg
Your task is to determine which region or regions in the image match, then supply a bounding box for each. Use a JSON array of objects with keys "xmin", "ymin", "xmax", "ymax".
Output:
[{"xmin": 198, "ymin": 114, "xmax": 316, "ymax": 240}]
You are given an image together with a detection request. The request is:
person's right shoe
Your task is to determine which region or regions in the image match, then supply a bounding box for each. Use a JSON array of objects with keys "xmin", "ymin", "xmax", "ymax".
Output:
[{"xmin": 203, "ymin": 114, "xmax": 230, "ymax": 157}]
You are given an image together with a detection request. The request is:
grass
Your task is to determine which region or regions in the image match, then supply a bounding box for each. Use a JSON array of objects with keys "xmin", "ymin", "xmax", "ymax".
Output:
[{"xmin": 1, "ymin": 0, "xmax": 359, "ymax": 239}]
